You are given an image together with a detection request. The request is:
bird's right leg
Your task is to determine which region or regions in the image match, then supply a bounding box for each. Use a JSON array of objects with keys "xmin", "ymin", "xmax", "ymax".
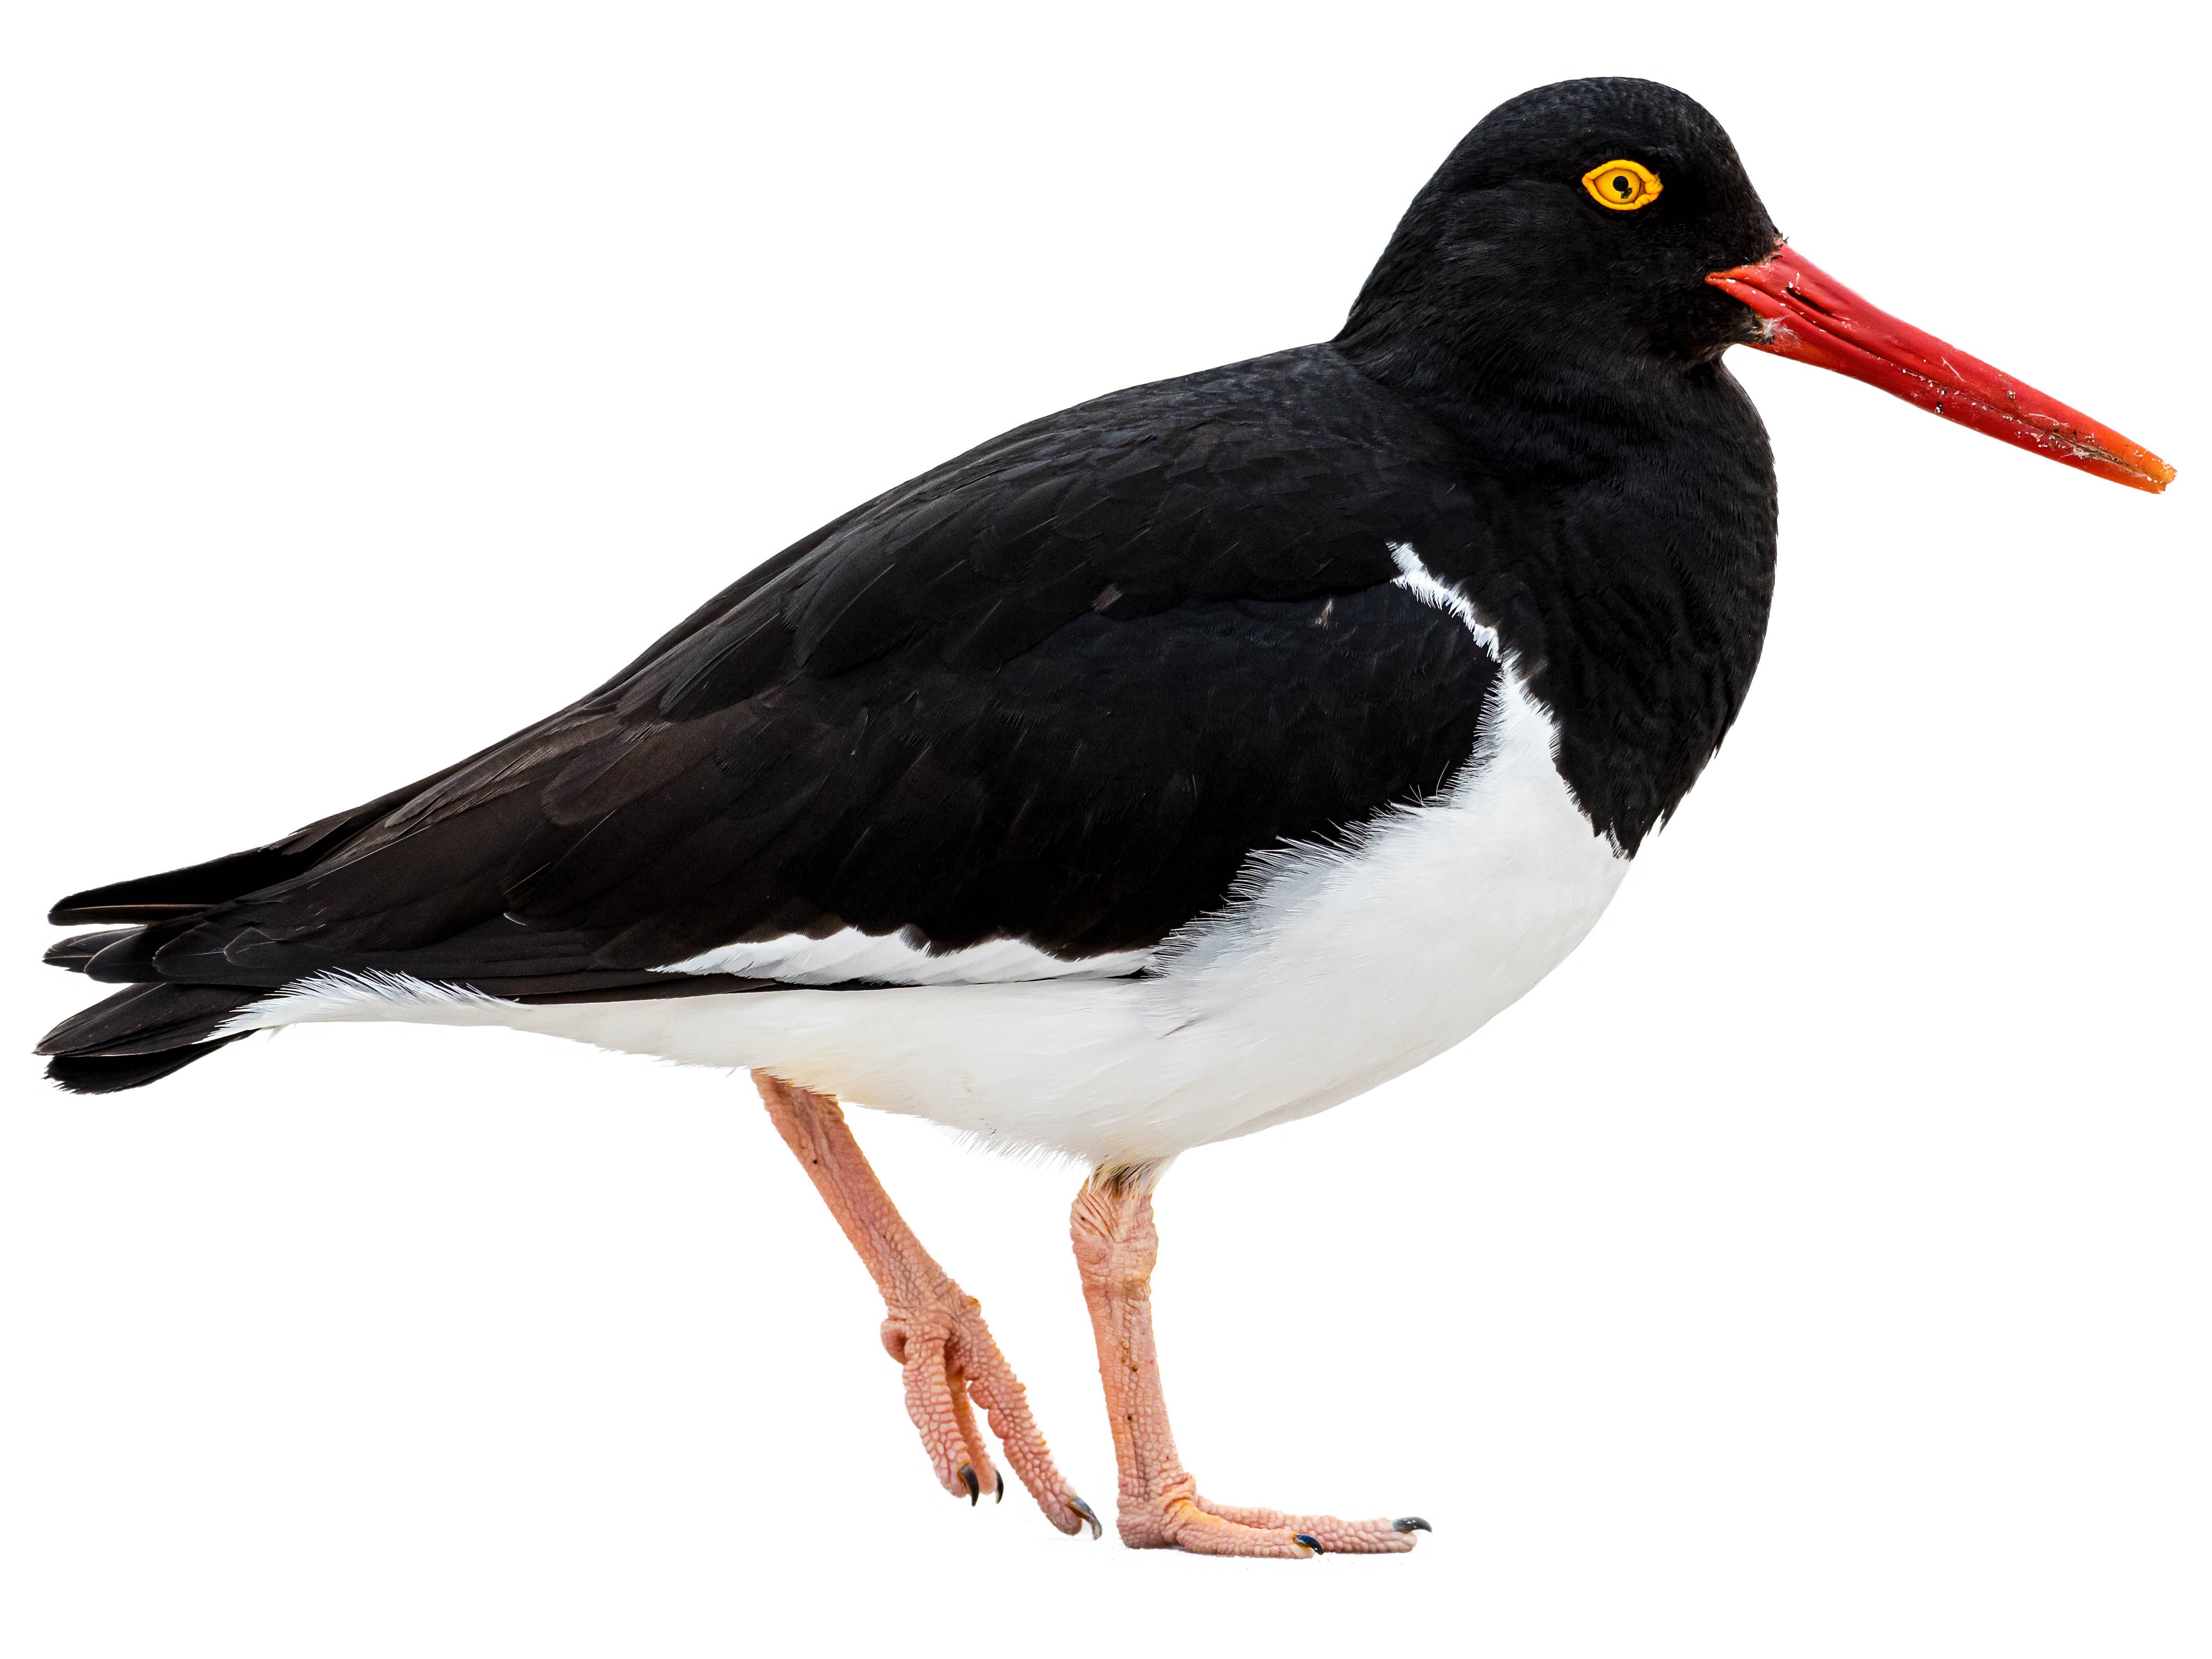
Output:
[
  {"xmin": 753, "ymin": 1071, "xmax": 1098, "ymax": 1538},
  {"xmin": 1071, "ymin": 1160, "xmax": 1425, "ymax": 1557}
]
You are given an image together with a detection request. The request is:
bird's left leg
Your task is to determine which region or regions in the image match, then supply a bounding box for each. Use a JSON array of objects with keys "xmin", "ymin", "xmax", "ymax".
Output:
[{"xmin": 754, "ymin": 1071, "xmax": 1097, "ymax": 1538}]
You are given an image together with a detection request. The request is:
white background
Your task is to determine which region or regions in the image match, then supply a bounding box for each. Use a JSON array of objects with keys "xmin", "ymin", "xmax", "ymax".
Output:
[{"xmin": 3, "ymin": 3, "xmax": 2204, "ymax": 1654}]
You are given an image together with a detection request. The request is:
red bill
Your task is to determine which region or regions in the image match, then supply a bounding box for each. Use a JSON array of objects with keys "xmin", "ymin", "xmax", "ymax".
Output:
[{"xmin": 1707, "ymin": 245, "xmax": 2174, "ymax": 494}]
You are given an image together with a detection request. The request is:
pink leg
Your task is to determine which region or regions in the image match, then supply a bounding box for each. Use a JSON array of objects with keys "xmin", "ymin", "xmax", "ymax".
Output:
[
  {"xmin": 1071, "ymin": 1162, "xmax": 1429, "ymax": 1558},
  {"xmin": 756, "ymin": 1071, "xmax": 1097, "ymax": 1538}
]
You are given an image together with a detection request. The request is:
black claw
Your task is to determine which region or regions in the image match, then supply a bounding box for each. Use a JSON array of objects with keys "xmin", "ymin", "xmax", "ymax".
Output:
[
  {"xmin": 995, "ymin": 1471, "xmax": 1006, "ymax": 1504},
  {"xmin": 960, "ymin": 1463, "xmax": 980, "ymax": 1504},
  {"xmin": 1293, "ymin": 1532, "xmax": 1325, "ymax": 1554},
  {"xmin": 1392, "ymin": 1516, "xmax": 1432, "ymax": 1534},
  {"xmin": 1069, "ymin": 1494, "xmax": 1103, "ymax": 1540}
]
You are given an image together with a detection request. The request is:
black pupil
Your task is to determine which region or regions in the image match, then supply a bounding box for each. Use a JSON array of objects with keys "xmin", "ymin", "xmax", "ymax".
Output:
[{"xmin": 1612, "ymin": 174, "xmax": 1631, "ymax": 197}]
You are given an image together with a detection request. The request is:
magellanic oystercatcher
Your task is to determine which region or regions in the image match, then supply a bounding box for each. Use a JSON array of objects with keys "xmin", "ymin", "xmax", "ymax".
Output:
[{"xmin": 40, "ymin": 79, "xmax": 2173, "ymax": 1558}]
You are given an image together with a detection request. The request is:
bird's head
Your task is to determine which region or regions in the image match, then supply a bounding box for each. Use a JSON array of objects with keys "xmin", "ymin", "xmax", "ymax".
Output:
[{"xmin": 1341, "ymin": 77, "xmax": 2173, "ymax": 493}]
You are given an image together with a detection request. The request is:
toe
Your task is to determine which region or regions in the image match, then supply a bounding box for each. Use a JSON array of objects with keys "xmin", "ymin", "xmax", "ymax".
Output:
[
  {"xmin": 1196, "ymin": 1502, "xmax": 1420, "ymax": 1554},
  {"xmin": 1151, "ymin": 1502, "xmax": 1325, "ymax": 1558},
  {"xmin": 897, "ymin": 1328, "xmax": 975, "ymax": 1499},
  {"xmin": 944, "ymin": 1373, "xmax": 998, "ymax": 1503}
]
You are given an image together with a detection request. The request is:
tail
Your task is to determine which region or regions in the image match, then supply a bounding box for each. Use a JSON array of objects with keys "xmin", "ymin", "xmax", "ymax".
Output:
[
  {"xmin": 41, "ymin": 898, "xmax": 266, "ymax": 1094},
  {"xmin": 37, "ymin": 826, "xmax": 374, "ymax": 1094},
  {"xmin": 36, "ymin": 782, "xmax": 441, "ymax": 1094}
]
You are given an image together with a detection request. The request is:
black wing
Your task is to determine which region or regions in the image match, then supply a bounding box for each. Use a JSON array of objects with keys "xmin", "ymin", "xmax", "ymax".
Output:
[{"xmin": 49, "ymin": 347, "xmax": 1502, "ymax": 1017}]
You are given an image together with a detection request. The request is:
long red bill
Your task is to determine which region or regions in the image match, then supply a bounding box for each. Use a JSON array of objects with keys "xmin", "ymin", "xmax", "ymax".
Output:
[{"xmin": 1707, "ymin": 246, "xmax": 2174, "ymax": 494}]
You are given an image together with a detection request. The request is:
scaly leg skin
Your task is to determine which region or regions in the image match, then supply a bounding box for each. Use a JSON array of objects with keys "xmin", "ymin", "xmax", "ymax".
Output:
[
  {"xmin": 754, "ymin": 1071, "xmax": 1098, "ymax": 1538},
  {"xmin": 1070, "ymin": 1162, "xmax": 1429, "ymax": 1558}
]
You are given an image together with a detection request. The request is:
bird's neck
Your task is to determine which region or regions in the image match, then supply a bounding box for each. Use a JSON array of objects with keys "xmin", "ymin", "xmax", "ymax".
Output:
[
  {"xmin": 1333, "ymin": 321, "xmax": 1700, "ymax": 487},
  {"xmin": 1328, "ymin": 333, "xmax": 1780, "ymax": 857}
]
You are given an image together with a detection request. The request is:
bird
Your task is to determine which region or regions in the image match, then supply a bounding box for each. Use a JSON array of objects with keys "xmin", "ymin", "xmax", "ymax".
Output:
[{"xmin": 39, "ymin": 77, "xmax": 2173, "ymax": 1559}]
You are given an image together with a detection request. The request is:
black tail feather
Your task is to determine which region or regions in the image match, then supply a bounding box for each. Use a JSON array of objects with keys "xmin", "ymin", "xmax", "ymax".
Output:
[
  {"xmin": 46, "ymin": 1036, "xmax": 247, "ymax": 1094},
  {"xmin": 44, "ymin": 928, "xmax": 138, "ymax": 972},
  {"xmin": 50, "ymin": 847, "xmax": 318, "ymax": 925},
  {"xmin": 47, "ymin": 776, "xmax": 447, "ymax": 927},
  {"xmin": 37, "ymin": 982, "xmax": 264, "ymax": 1096},
  {"xmin": 39, "ymin": 982, "xmax": 263, "ymax": 1059},
  {"xmin": 78, "ymin": 923, "xmax": 196, "ymax": 984}
]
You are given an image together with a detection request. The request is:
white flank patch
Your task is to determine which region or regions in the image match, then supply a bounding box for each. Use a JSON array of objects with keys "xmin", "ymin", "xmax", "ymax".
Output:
[
  {"xmin": 1390, "ymin": 540, "xmax": 1501, "ymax": 655},
  {"xmin": 217, "ymin": 544, "xmax": 1632, "ymax": 1166},
  {"xmin": 656, "ymin": 931, "xmax": 1153, "ymax": 986}
]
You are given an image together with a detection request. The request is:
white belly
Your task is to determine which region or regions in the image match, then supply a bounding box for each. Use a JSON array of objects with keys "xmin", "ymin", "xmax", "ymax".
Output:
[{"xmin": 223, "ymin": 666, "xmax": 1628, "ymax": 1165}]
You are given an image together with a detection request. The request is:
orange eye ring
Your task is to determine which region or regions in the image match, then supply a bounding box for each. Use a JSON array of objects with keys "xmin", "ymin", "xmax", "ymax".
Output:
[{"xmin": 1581, "ymin": 158, "xmax": 1662, "ymax": 211}]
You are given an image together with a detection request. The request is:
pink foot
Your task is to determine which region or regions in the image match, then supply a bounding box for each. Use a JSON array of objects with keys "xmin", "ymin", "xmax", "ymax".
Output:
[
  {"xmin": 874, "ymin": 1271, "xmax": 1099, "ymax": 1538},
  {"xmin": 757, "ymin": 1073, "xmax": 1098, "ymax": 1538},
  {"xmin": 1072, "ymin": 1164, "xmax": 1426, "ymax": 1559}
]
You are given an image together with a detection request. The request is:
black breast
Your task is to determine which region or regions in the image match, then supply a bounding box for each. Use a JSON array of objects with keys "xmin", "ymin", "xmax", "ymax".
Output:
[{"xmin": 1408, "ymin": 355, "xmax": 1779, "ymax": 853}]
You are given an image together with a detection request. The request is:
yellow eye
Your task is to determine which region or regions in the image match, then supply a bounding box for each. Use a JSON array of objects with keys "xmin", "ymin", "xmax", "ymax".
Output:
[{"xmin": 1581, "ymin": 158, "xmax": 1662, "ymax": 211}]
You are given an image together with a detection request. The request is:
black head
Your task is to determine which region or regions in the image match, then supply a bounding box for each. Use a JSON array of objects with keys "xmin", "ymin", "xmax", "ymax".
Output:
[{"xmin": 1339, "ymin": 79, "xmax": 1779, "ymax": 391}]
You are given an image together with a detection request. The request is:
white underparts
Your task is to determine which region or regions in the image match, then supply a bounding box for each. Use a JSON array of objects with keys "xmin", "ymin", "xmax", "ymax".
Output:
[{"xmin": 221, "ymin": 545, "xmax": 1631, "ymax": 1165}]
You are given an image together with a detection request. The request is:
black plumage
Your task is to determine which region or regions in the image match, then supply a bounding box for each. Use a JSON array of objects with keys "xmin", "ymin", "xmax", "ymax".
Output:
[{"xmin": 41, "ymin": 78, "xmax": 1786, "ymax": 1087}]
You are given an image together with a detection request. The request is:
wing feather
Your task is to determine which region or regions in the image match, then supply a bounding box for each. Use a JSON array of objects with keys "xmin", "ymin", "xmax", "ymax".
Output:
[{"xmin": 63, "ymin": 346, "xmax": 1508, "ymax": 995}]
